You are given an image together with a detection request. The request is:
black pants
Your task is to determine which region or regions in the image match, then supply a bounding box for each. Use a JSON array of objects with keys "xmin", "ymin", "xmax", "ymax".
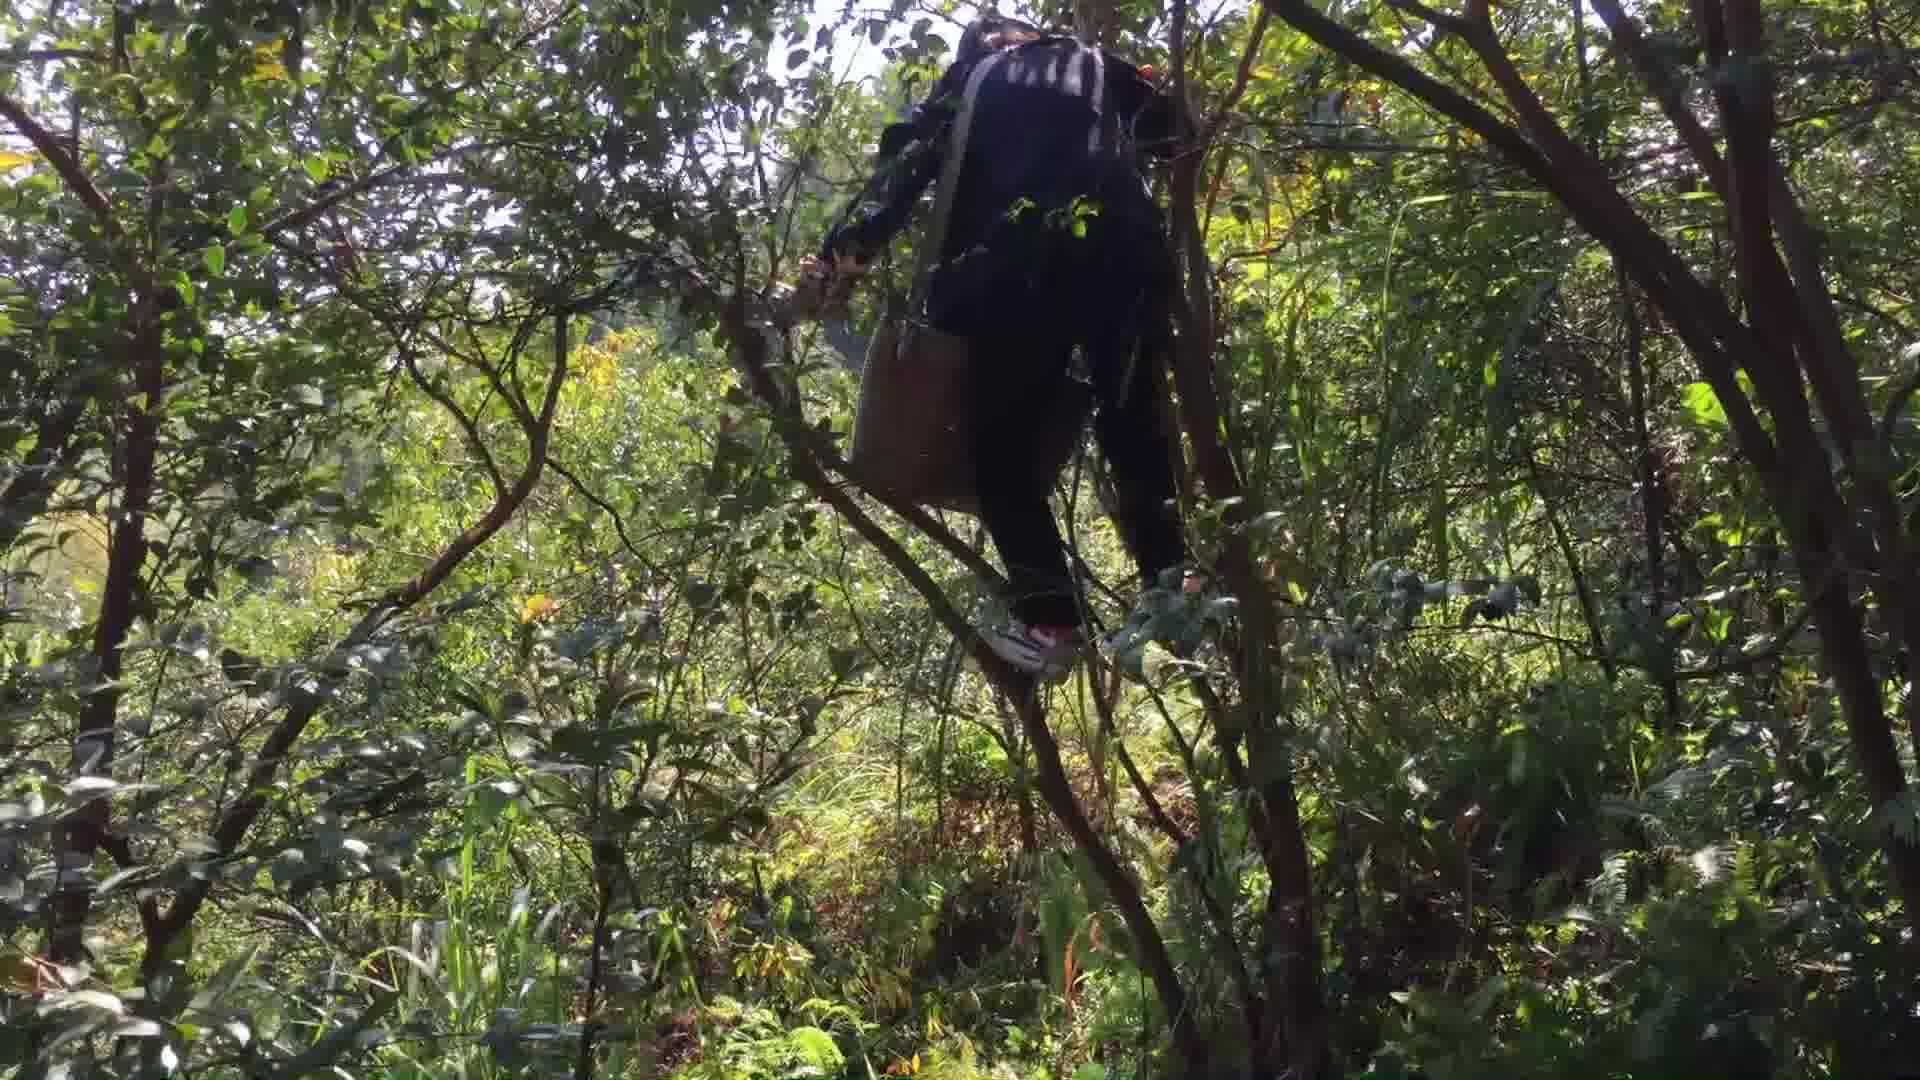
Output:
[{"xmin": 929, "ymin": 198, "xmax": 1187, "ymax": 628}]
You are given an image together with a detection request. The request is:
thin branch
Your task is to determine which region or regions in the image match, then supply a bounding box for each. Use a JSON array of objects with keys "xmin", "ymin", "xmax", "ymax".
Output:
[
  {"xmin": 142, "ymin": 313, "xmax": 571, "ymax": 972},
  {"xmin": 1088, "ymin": 657, "xmax": 1261, "ymax": 1022},
  {"xmin": 258, "ymin": 142, "xmax": 504, "ymax": 237},
  {"xmin": 403, "ymin": 352, "xmax": 506, "ymax": 496},
  {"xmin": 1881, "ymin": 366, "xmax": 1920, "ymax": 451},
  {"xmin": 0, "ymin": 92, "xmax": 120, "ymax": 239},
  {"xmin": 544, "ymin": 454, "xmax": 666, "ymax": 576},
  {"xmin": 1262, "ymin": 0, "xmax": 1795, "ymax": 500},
  {"xmin": 1578, "ymin": 5, "xmax": 1714, "ymax": 183},
  {"xmin": 722, "ymin": 290, "xmax": 1210, "ymax": 1075},
  {"xmin": 1592, "ymin": 0, "xmax": 1881, "ymax": 484},
  {"xmin": 1522, "ymin": 442, "xmax": 1616, "ymax": 673},
  {"xmin": 1200, "ymin": 2, "xmax": 1273, "ymax": 146},
  {"xmin": 273, "ymin": 991, "xmax": 402, "ymax": 1079},
  {"xmin": 1382, "ymin": 0, "xmax": 1473, "ymax": 37},
  {"xmin": 1671, "ymin": 602, "xmax": 1818, "ymax": 681}
]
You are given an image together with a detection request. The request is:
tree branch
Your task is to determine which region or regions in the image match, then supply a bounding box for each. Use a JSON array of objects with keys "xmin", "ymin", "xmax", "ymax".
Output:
[
  {"xmin": 0, "ymin": 396, "xmax": 89, "ymax": 552},
  {"xmin": 403, "ymin": 351, "xmax": 506, "ymax": 497},
  {"xmin": 1383, "ymin": 0, "xmax": 1474, "ymax": 37},
  {"xmin": 49, "ymin": 306, "xmax": 165, "ymax": 965},
  {"xmin": 258, "ymin": 142, "xmax": 504, "ymax": 237},
  {"xmin": 0, "ymin": 92, "xmax": 118, "ymax": 237},
  {"xmin": 720, "ymin": 291, "xmax": 1210, "ymax": 1076},
  {"xmin": 1167, "ymin": 4, "xmax": 1330, "ymax": 1073},
  {"xmin": 544, "ymin": 454, "xmax": 666, "ymax": 576},
  {"xmin": 1259, "ymin": 0, "xmax": 1789, "ymax": 496},
  {"xmin": 1200, "ymin": 3, "xmax": 1273, "ymax": 147}
]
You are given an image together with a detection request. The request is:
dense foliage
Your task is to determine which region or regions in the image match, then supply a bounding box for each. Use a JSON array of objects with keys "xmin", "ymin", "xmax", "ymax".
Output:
[{"xmin": 3, "ymin": 0, "xmax": 1917, "ymax": 1077}]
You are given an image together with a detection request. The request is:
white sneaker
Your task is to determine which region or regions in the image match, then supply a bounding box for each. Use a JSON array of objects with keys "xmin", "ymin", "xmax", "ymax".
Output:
[{"xmin": 981, "ymin": 619, "xmax": 1083, "ymax": 682}]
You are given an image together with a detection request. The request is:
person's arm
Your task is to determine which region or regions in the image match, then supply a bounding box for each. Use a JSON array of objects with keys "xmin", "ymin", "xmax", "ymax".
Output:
[
  {"xmin": 819, "ymin": 68, "xmax": 967, "ymax": 263},
  {"xmin": 1103, "ymin": 53, "xmax": 1190, "ymax": 160}
]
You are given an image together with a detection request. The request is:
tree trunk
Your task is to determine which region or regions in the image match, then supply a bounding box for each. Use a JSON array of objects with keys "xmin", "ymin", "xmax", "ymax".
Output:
[
  {"xmin": 49, "ymin": 308, "xmax": 164, "ymax": 966},
  {"xmin": 1162, "ymin": 2, "xmax": 1333, "ymax": 1072},
  {"xmin": 723, "ymin": 293, "xmax": 1213, "ymax": 1076}
]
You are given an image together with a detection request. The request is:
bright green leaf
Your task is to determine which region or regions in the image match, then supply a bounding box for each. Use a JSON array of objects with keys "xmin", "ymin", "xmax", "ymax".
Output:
[{"xmin": 1682, "ymin": 381, "xmax": 1728, "ymax": 428}]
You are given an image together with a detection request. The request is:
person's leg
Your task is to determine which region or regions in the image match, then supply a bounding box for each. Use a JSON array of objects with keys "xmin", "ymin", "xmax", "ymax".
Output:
[
  {"xmin": 1068, "ymin": 212, "xmax": 1188, "ymax": 590},
  {"xmin": 1073, "ymin": 254, "xmax": 1210, "ymax": 674},
  {"xmin": 932, "ymin": 217, "xmax": 1086, "ymax": 635},
  {"xmin": 1089, "ymin": 329, "xmax": 1187, "ymax": 589},
  {"xmin": 967, "ymin": 327, "xmax": 1082, "ymax": 630}
]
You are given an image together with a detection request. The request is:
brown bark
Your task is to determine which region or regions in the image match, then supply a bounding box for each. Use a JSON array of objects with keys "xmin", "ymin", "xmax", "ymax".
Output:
[
  {"xmin": 1620, "ymin": 272, "xmax": 1679, "ymax": 724},
  {"xmin": 0, "ymin": 93, "xmax": 120, "ymax": 236},
  {"xmin": 1701, "ymin": 0, "xmax": 1920, "ymax": 906},
  {"xmin": 723, "ymin": 294, "xmax": 1211, "ymax": 1075},
  {"xmin": 12, "ymin": 80, "xmax": 169, "ymax": 965},
  {"xmin": 1592, "ymin": 0, "xmax": 1920, "ymax": 725},
  {"xmin": 48, "ymin": 308, "xmax": 165, "ymax": 965},
  {"xmin": 1163, "ymin": 2, "xmax": 1332, "ymax": 1073}
]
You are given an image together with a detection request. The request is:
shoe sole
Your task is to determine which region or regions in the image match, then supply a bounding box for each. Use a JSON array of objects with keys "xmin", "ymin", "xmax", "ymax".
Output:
[{"xmin": 984, "ymin": 633, "xmax": 1081, "ymax": 682}]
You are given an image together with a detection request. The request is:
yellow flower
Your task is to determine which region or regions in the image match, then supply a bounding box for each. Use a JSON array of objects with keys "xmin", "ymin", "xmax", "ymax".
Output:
[{"xmin": 519, "ymin": 593, "xmax": 559, "ymax": 623}]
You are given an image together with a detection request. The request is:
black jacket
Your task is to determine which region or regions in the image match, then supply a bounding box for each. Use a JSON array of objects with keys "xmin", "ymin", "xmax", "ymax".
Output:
[{"xmin": 821, "ymin": 31, "xmax": 1184, "ymax": 268}]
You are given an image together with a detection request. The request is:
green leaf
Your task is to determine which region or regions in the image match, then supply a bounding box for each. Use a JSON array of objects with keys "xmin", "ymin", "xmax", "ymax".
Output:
[
  {"xmin": 303, "ymin": 157, "xmax": 330, "ymax": 183},
  {"xmin": 786, "ymin": 1026, "xmax": 844, "ymax": 1069},
  {"xmin": 204, "ymin": 245, "xmax": 226, "ymax": 276},
  {"xmin": 1682, "ymin": 381, "xmax": 1728, "ymax": 428},
  {"xmin": 227, "ymin": 204, "xmax": 249, "ymax": 235}
]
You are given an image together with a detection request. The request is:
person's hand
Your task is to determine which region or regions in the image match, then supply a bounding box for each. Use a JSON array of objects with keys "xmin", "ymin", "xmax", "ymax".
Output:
[
  {"xmin": 783, "ymin": 256, "xmax": 831, "ymax": 321},
  {"xmin": 792, "ymin": 254, "xmax": 863, "ymax": 320},
  {"xmin": 798, "ymin": 254, "xmax": 832, "ymax": 285}
]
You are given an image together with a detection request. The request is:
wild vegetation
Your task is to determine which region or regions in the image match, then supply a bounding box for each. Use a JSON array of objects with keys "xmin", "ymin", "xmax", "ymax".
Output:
[{"xmin": 2, "ymin": 0, "xmax": 1917, "ymax": 1077}]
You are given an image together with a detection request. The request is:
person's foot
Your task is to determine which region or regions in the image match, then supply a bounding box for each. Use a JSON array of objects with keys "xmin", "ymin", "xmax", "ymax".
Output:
[{"xmin": 982, "ymin": 618, "xmax": 1084, "ymax": 682}]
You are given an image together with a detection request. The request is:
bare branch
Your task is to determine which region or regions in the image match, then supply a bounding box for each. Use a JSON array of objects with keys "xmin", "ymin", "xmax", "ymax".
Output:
[
  {"xmin": 721, "ymin": 290, "xmax": 1210, "ymax": 1075},
  {"xmin": 143, "ymin": 318, "xmax": 568, "ymax": 968},
  {"xmin": 1588, "ymin": 0, "xmax": 1727, "ymax": 184},
  {"xmin": 388, "ymin": 314, "xmax": 568, "ymax": 611}
]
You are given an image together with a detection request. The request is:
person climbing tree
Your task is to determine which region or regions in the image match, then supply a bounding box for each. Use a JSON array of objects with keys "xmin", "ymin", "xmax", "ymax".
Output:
[{"xmin": 800, "ymin": 15, "xmax": 1199, "ymax": 681}]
